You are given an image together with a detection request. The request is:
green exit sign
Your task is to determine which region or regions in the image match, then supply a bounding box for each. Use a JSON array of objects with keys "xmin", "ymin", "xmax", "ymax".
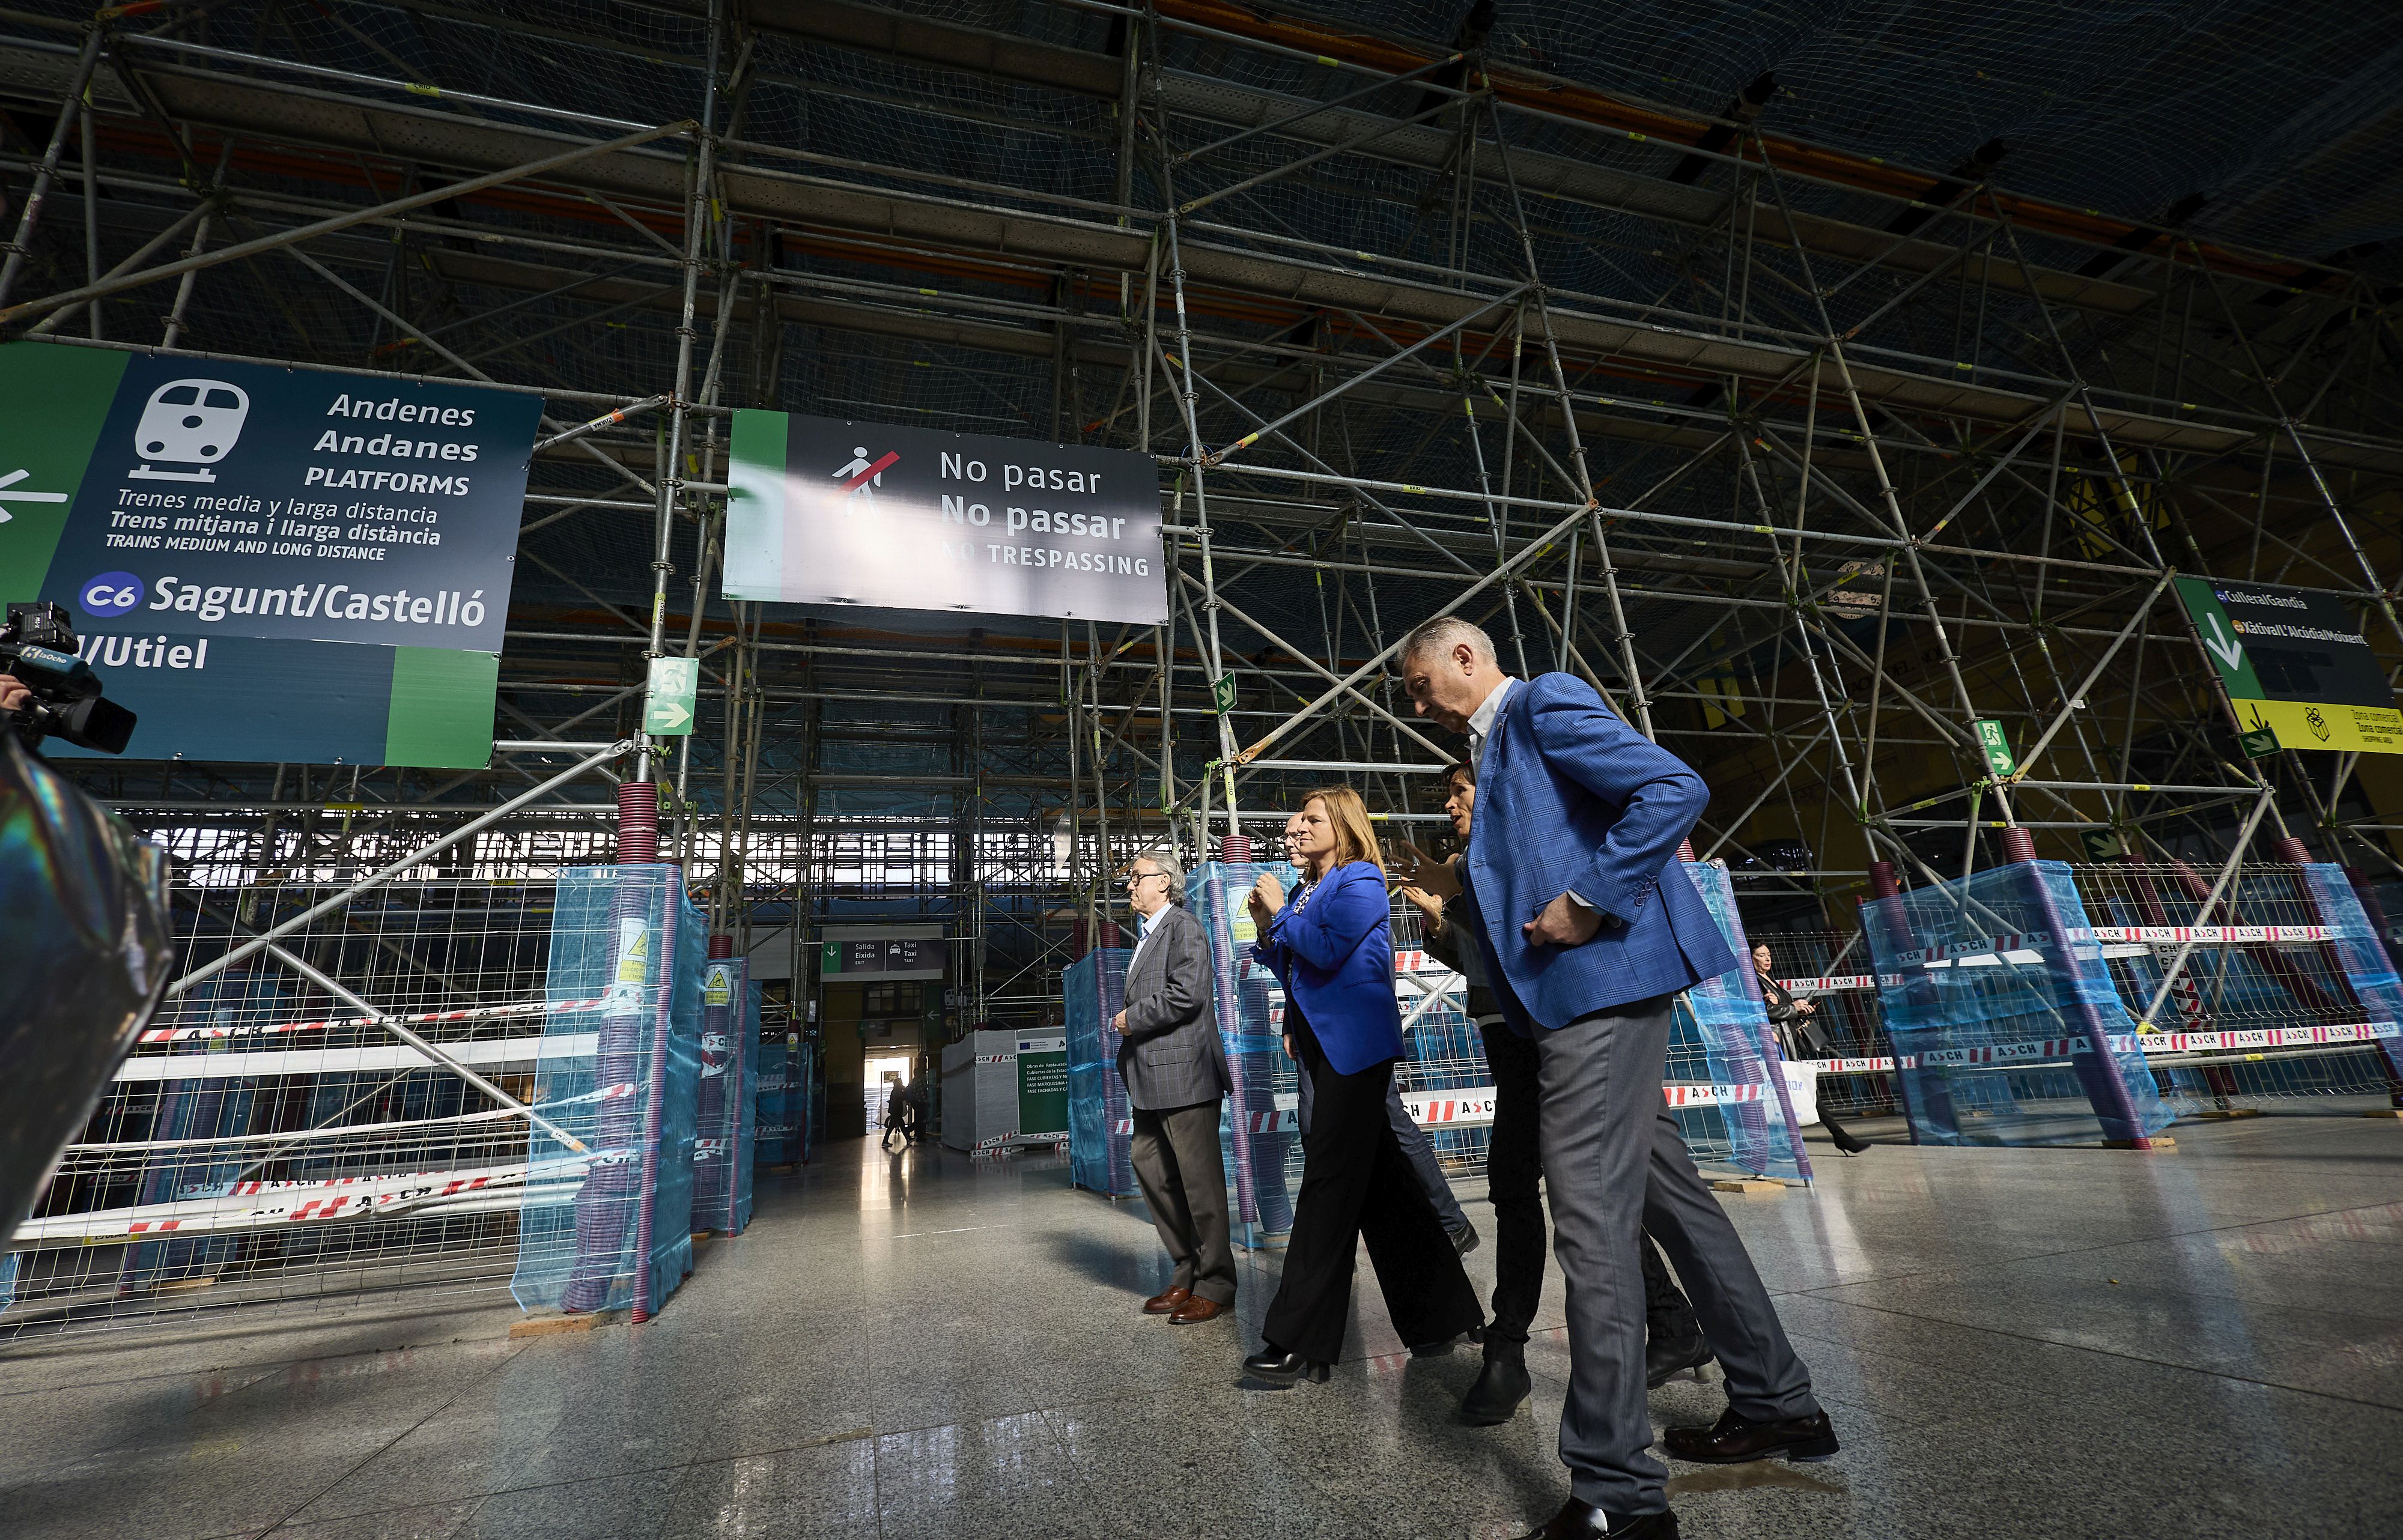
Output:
[
  {"xmin": 1973, "ymin": 718, "xmax": 2016, "ymax": 778},
  {"xmin": 644, "ymin": 656, "xmax": 697, "ymax": 736}
]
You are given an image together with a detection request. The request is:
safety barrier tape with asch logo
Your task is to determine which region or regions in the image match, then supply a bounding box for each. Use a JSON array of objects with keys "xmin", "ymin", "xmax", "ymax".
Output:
[{"xmin": 140, "ymin": 996, "xmax": 616, "ymax": 1044}]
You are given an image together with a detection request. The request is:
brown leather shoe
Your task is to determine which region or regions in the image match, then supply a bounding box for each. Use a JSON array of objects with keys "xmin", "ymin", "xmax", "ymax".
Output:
[
  {"xmin": 1143, "ymin": 1287, "xmax": 1192, "ymax": 1315},
  {"xmin": 1168, "ymin": 1294, "xmax": 1230, "ymax": 1324},
  {"xmin": 1662, "ymin": 1407, "xmax": 1839, "ymax": 1464}
]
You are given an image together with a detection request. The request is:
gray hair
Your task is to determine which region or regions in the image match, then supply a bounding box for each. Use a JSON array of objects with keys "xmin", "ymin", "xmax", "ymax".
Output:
[
  {"xmin": 1397, "ymin": 614, "xmax": 1496, "ymax": 669},
  {"xmin": 1133, "ymin": 846, "xmax": 1185, "ymax": 900}
]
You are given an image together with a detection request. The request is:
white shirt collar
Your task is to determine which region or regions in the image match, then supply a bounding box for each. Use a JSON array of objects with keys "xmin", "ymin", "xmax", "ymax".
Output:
[
  {"xmin": 1138, "ymin": 904, "xmax": 1168, "ymax": 939},
  {"xmin": 1465, "ymin": 676, "xmax": 1518, "ymax": 770}
]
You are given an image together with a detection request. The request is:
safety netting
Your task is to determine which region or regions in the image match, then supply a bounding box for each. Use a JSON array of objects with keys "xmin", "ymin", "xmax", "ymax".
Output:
[
  {"xmin": 754, "ymin": 1037, "xmax": 798, "ymax": 1167},
  {"xmin": 1188, "ymin": 861, "xmax": 1302, "ymax": 1248},
  {"xmin": 1065, "ymin": 948, "xmax": 1138, "ymax": 1198},
  {"xmin": 1392, "ymin": 954, "xmax": 1492, "ymax": 1176},
  {"xmin": 693, "ymin": 956, "xmax": 755, "ymax": 1236},
  {"xmin": 1862, "ymin": 859, "xmax": 2178, "ymax": 1147},
  {"xmin": 1746, "ymin": 927, "xmax": 1899, "ymax": 1123},
  {"xmin": 511, "ymin": 865, "xmax": 703, "ymax": 1317},
  {"xmin": 2067, "ymin": 862, "xmax": 2403, "ymax": 1116},
  {"xmin": 1671, "ymin": 863, "xmax": 1809, "ymax": 1181}
]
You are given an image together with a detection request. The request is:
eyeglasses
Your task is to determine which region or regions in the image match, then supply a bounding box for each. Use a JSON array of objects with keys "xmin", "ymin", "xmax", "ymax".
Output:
[{"xmin": 1125, "ymin": 870, "xmax": 1168, "ymax": 885}]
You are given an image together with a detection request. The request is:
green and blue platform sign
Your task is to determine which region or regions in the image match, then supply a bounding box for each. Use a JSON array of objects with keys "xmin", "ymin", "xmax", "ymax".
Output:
[{"xmin": 0, "ymin": 342, "xmax": 539, "ymax": 766}]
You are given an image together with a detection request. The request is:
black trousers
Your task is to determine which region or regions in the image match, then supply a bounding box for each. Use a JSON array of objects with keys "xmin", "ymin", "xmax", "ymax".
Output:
[
  {"xmin": 1481, "ymin": 1022, "xmax": 1700, "ymax": 1347},
  {"xmin": 1263, "ymin": 1016, "xmax": 1483, "ymax": 1364}
]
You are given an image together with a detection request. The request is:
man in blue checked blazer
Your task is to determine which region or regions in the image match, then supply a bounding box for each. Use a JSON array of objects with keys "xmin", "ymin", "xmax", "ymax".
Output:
[{"xmin": 1398, "ymin": 616, "xmax": 1836, "ymax": 1540}]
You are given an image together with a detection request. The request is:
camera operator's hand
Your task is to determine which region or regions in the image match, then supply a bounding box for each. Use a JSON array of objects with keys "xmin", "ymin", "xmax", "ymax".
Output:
[{"xmin": 0, "ymin": 675, "xmax": 30, "ymax": 717}]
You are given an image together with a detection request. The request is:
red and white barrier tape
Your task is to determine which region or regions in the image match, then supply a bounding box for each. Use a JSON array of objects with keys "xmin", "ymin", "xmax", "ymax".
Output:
[
  {"xmin": 2135, "ymin": 1021, "xmax": 2396, "ymax": 1055},
  {"xmin": 1661, "ymin": 1082, "xmax": 1767, "ymax": 1108},
  {"xmin": 141, "ymin": 996, "xmax": 614, "ymax": 1045},
  {"xmin": 1775, "ymin": 974, "xmax": 1878, "ymax": 994},
  {"xmin": 112, "ymin": 1032, "xmax": 597, "ymax": 1083},
  {"xmin": 1402, "ymin": 1088, "xmax": 1499, "ymax": 1125},
  {"xmin": 2091, "ymin": 924, "xmax": 2331, "ymax": 945},
  {"xmin": 12, "ymin": 1162, "xmax": 536, "ymax": 1244},
  {"xmin": 1894, "ymin": 932, "xmax": 2047, "ymax": 966}
]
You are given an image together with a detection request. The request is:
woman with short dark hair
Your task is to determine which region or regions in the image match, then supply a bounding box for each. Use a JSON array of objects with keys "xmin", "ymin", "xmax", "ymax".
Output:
[{"xmin": 1241, "ymin": 786, "xmax": 1483, "ymax": 1383}]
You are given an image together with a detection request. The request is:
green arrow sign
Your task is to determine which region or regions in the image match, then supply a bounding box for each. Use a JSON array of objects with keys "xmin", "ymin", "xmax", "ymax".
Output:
[
  {"xmin": 645, "ymin": 656, "xmax": 698, "ymax": 736},
  {"xmin": 1211, "ymin": 673, "xmax": 1237, "ymax": 715},
  {"xmin": 2171, "ymin": 577, "xmax": 2268, "ymax": 699},
  {"xmin": 1973, "ymin": 718, "xmax": 2016, "ymax": 777}
]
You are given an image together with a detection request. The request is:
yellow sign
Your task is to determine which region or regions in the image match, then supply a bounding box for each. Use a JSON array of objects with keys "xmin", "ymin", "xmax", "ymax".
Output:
[
  {"xmin": 2175, "ymin": 577, "xmax": 2402, "ymax": 755},
  {"xmin": 2235, "ymin": 698, "xmax": 2403, "ymax": 755}
]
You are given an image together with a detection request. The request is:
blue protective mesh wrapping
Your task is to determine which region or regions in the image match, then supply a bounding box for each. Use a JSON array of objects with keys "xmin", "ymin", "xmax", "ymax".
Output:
[
  {"xmin": 2301, "ymin": 866, "xmax": 2403, "ymax": 1091},
  {"xmin": 1394, "ymin": 970, "xmax": 1490, "ymax": 1174},
  {"xmin": 753, "ymin": 1040, "xmax": 795, "ymax": 1166},
  {"xmin": 1862, "ymin": 860, "xmax": 2178, "ymax": 1147},
  {"xmin": 1065, "ymin": 948, "xmax": 1137, "ymax": 1198},
  {"xmin": 122, "ymin": 968, "xmax": 285, "ymax": 1288},
  {"xmin": 511, "ymin": 865, "xmax": 703, "ymax": 1315},
  {"xmin": 1672, "ymin": 864, "xmax": 1809, "ymax": 1181},
  {"xmin": 1188, "ymin": 862, "xmax": 1300, "ymax": 1247},
  {"xmin": 801, "ymin": 1039, "xmax": 824, "ymax": 1161},
  {"xmin": 732, "ymin": 982, "xmax": 759, "ymax": 1230},
  {"xmin": 693, "ymin": 956, "xmax": 751, "ymax": 1234}
]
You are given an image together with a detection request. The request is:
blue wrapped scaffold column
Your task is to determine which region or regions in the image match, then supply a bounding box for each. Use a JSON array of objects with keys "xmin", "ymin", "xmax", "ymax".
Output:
[
  {"xmin": 1065, "ymin": 948, "xmax": 1138, "ymax": 1198},
  {"xmin": 511, "ymin": 865, "xmax": 704, "ymax": 1318},
  {"xmin": 2303, "ymin": 865, "xmax": 2403, "ymax": 1100},
  {"xmin": 1861, "ymin": 859, "xmax": 2176, "ymax": 1147},
  {"xmin": 1671, "ymin": 863, "xmax": 1811, "ymax": 1182},
  {"xmin": 1188, "ymin": 862, "xmax": 1299, "ymax": 1247},
  {"xmin": 693, "ymin": 954, "xmax": 755, "ymax": 1235}
]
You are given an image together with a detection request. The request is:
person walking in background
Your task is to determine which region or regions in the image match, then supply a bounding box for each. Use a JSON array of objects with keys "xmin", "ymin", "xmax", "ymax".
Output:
[
  {"xmin": 1282, "ymin": 813, "xmax": 1480, "ymax": 1257},
  {"xmin": 1398, "ymin": 616, "xmax": 1835, "ymax": 1540},
  {"xmin": 1111, "ymin": 847, "xmax": 1237, "ymax": 1324},
  {"xmin": 880, "ymin": 1078, "xmax": 907, "ymax": 1152},
  {"xmin": 1754, "ymin": 943, "xmax": 1870, "ymax": 1156},
  {"xmin": 1399, "ymin": 762, "xmax": 1712, "ymax": 1428},
  {"xmin": 1242, "ymin": 787, "xmax": 1483, "ymax": 1384}
]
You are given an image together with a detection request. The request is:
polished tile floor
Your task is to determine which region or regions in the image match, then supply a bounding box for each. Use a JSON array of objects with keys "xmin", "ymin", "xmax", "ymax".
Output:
[{"xmin": 2, "ymin": 1114, "xmax": 2398, "ymax": 1539}]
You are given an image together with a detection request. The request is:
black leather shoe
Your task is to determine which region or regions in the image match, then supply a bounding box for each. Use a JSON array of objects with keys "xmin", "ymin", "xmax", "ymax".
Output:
[
  {"xmin": 1409, "ymin": 1322, "xmax": 1484, "ymax": 1357},
  {"xmin": 1662, "ymin": 1407, "xmax": 1839, "ymax": 1464},
  {"xmin": 1513, "ymin": 1498, "xmax": 1680, "ymax": 1538},
  {"xmin": 1830, "ymin": 1128, "xmax": 1871, "ymax": 1155},
  {"xmin": 1449, "ymin": 1219, "xmax": 1481, "ymax": 1256},
  {"xmin": 1644, "ymin": 1330, "xmax": 1715, "ymax": 1389},
  {"xmin": 1242, "ymin": 1345, "xmax": 1331, "ymax": 1384},
  {"xmin": 1460, "ymin": 1342, "xmax": 1531, "ymax": 1424}
]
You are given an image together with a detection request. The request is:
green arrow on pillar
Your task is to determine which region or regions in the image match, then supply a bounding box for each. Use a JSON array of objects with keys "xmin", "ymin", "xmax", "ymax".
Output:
[{"xmin": 645, "ymin": 656, "xmax": 699, "ymax": 736}]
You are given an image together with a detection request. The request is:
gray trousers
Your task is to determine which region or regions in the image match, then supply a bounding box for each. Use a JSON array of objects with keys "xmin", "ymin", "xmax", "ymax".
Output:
[
  {"xmin": 1295, "ymin": 1056, "xmax": 1469, "ymax": 1233},
  {"xmin": 1539, "ymin": 995, "xmax": 1819, "ymax": 1515},
  {"xmin": 1129, "ymin": 1099, "xmax": 1236, "ymax": 1305}
]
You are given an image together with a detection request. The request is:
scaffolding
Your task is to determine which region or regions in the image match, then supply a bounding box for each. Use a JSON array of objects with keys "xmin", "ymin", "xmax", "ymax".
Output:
[{"xmin": 6, "ymin": 0, "xmax": 2403, "ymax": 1321}]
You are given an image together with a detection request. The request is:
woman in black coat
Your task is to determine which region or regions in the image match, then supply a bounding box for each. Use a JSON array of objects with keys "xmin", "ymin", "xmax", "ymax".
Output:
[{"xmin": 1754, "ymin": 943, "xmax": 1870, "ymax": 1156}]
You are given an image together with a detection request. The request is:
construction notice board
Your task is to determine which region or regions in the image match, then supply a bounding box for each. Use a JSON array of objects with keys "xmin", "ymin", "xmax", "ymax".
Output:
[{"xmin": 2175, "ymin": 576, "xmax": 2402, "ymax": 754}]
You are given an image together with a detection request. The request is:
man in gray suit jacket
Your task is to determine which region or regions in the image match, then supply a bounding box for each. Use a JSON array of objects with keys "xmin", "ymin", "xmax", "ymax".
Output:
[{"xmin": 1112, "ymin": 847, "xmax": 1236, "ymax": 1324}]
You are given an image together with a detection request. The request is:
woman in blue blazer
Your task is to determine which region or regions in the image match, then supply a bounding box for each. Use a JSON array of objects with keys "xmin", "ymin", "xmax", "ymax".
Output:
[{"xmin": 1241, "ymin": 786, "xmax": 1482, "ymax": 1383}]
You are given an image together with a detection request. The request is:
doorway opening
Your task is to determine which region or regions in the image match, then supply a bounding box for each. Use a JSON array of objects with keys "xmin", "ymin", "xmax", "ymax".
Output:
[{"xmin": 865, "ymin": 1055, "xmax": 911, "ymax": 1139}]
